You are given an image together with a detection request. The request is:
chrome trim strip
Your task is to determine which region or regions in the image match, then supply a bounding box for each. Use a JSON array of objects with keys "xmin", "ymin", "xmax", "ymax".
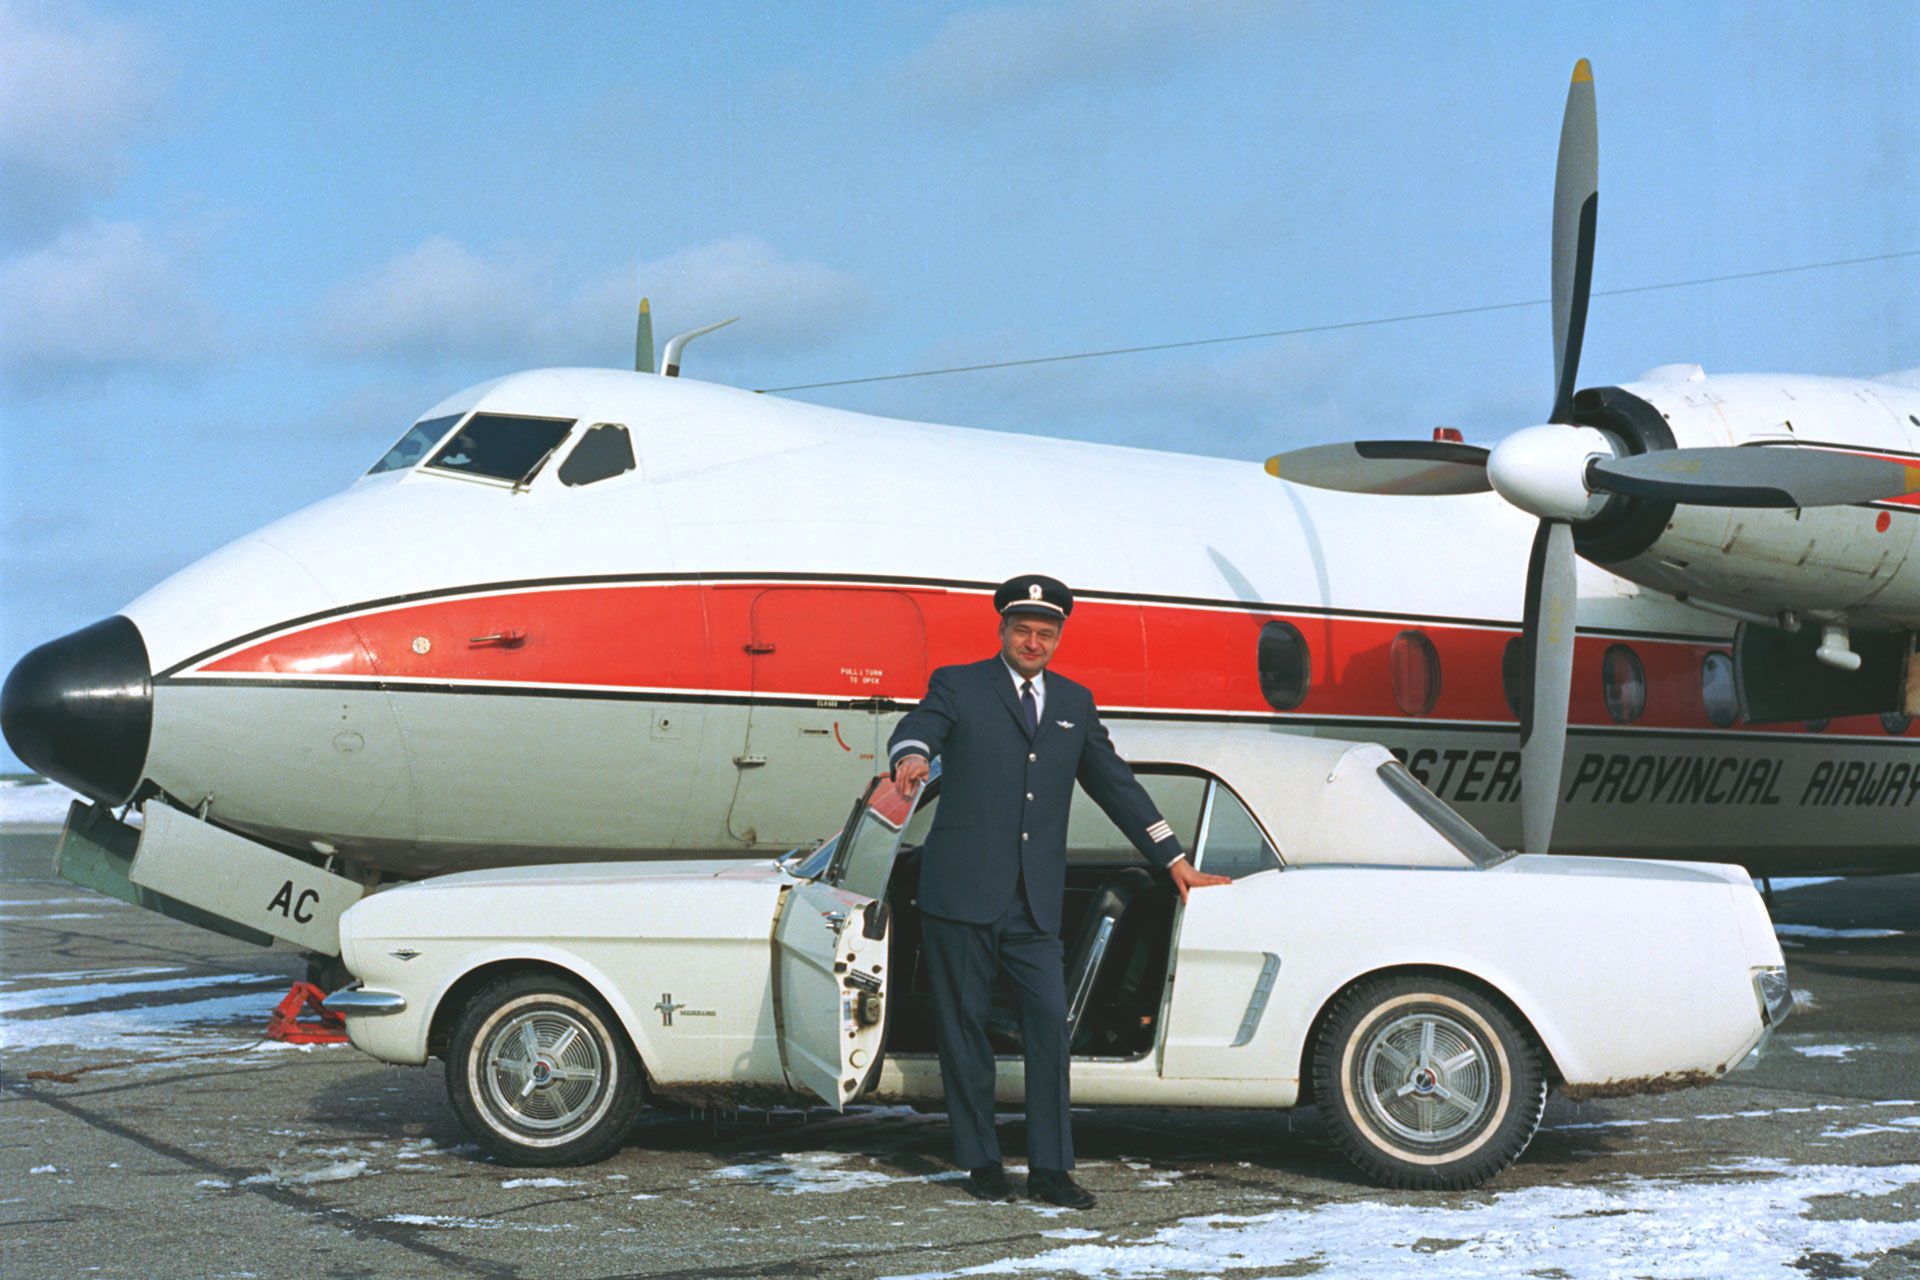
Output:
[
  {"xmin": 1066, "ymin": 916, "xmax": 1117, "ymax": 1034},
  {"xmin": 1230, "ymin": 952, "xmax": 1282, "ymax": 1047}
]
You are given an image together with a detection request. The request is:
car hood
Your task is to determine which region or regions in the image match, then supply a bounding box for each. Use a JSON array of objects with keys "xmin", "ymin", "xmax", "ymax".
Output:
[{"xmin": 341, "ymin": 857, "xmax": 795, "ymax": 945}]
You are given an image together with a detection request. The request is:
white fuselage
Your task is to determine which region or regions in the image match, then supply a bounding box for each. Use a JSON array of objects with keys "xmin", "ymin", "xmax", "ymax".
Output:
[{"xmin": 119, "ymin": 367, "xmax": 1920, "ymax": 877}]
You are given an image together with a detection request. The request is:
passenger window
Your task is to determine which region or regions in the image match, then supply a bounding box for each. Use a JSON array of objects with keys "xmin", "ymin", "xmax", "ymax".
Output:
[
  {"xmin": 557, "ymin": 423, "xmax": 636, "ymax": 487},
  {"xmin": 369, "ymin": 413, "xmax": 463, "ymax": 475},
  {"xmin": 1064, "ymin": 772, "xmax": 1207, "ymax": 865},
  {"xmin": 1602, "ymin": 644, "xmax": 1646, "ymax": 724},
  {"xmin": 1197, "ymin": 783, "xmax": 1280, "ymax": 878},
  {"xmin": 1500, "ymin": 636, "xmax": 1524, "ymax": 718},
  {"xmin": 1390, "ymin": 630, "xmax": 1441, "ymax": 716},
  {"xmin": 1257, "ymin": 621, "xmax": 1310, "ymax": 711},
  {"xmin": 426, "ymin": 413, "xmax": 576, "ymax": 484}
]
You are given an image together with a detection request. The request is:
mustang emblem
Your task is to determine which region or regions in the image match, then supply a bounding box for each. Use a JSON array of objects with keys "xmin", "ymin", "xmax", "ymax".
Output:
[
  {"xmin": 389, "ymin": 948, "xmax": 421, "ymax": 961},
  {"xmin": 655, "ymin": 993, "xmax": 685, "ymax": 1026},
  {"xmin": 1056, "ymin": 719, "xmax": 1075, "ymax": 729}
]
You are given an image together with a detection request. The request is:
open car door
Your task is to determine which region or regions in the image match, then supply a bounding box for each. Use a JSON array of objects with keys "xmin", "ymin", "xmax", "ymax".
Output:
[{"xmin": 772, "ymin": 772, "xmax": 924, "ymax": 1108}]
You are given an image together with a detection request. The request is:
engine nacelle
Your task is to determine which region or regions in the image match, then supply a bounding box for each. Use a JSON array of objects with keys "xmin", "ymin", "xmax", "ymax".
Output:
[{"xmin": 1570, "ymin": 376, "xmax": 1920, "ymax": 631}]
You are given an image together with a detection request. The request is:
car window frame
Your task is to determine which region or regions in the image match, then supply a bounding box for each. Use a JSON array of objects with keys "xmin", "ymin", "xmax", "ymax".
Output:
[{"xmin": 1191, "ymin": 774, "xmax": 1285, "ymax": 878}]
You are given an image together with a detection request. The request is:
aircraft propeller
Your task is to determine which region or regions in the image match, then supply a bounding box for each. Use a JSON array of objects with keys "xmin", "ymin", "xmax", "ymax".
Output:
[{"xmin": 1263, "ymin": 60, "xmax": 1917, "ymax": 855}]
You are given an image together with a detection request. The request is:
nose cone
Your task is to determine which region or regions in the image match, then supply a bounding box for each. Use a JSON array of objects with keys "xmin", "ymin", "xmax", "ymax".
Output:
[{"xmin": 2, "ymin": 616, "xmax": 153, "ymax": 805}]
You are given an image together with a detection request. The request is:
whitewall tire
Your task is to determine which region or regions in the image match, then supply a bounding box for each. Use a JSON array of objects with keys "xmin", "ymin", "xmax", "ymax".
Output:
[{"xmin": 1312, "ymin": 972, "xmax": 1545, "ymax": 1189}]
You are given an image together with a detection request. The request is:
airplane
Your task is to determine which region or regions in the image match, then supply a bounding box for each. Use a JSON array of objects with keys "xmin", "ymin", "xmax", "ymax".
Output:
[{"xmin": 2, "ymin": 62, "xmax": 1916, "ymax": 966}]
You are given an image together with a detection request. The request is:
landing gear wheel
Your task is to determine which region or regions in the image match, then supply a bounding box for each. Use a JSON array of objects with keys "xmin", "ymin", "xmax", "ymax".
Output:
[
  {"xmin": 1312, "ymin": 973, "xmax": 1545, "ymax": 1190},
  {"xmin": 446, "ymin": 973, "xmax": 645, "ymax": 1166}
]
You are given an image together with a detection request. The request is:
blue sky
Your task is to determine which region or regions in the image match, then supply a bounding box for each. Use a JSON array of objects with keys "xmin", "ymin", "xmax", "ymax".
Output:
[{"xmin": 3, "ymin": 1, "xmax": 1918, "ymax": 769}]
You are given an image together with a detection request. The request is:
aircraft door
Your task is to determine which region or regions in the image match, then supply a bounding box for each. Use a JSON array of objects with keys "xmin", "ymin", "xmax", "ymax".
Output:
[
  {"xmin": 727, "ymin": 588, "xmax": 927, "ymax": 847},
  {"xmin": 772, "ymin": 774, "xmax": 918, "ymax": 1107}
]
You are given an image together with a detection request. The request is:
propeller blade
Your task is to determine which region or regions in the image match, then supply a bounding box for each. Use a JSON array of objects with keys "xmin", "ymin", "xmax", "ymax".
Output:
[
  {"xmin": 1590, "ymin": 447, "xmax": 1920, "ymax": 509},
  {"xmin": 1550, "ymin": 59, "xmax": 1598, "ymax": 424},
  {"xmin": 1519, "ymin": 519, "xmax": 1576, "ymax": 854},
  {"xmin": 635, "ymin": 297, "xmax": 656, "ymax": 374},
  {"xmin": 1264, "ymin": 440, "xmax": 1491, "ymax": 496}
]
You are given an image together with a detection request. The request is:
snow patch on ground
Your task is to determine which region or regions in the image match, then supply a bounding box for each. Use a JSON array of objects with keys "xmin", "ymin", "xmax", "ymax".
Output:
[
  {"xmin": 1774, "ymin": 924, "xmax": 1902, "ymax": 940},
  {"xmin": 0, "ymin": 972, "xmax": 280, "ymax": 1015},
  {"xmin": 0, "ymin": 992, "xmax": 277, "ymax": 1053},
  {"xmin": 383, "ymin": 1214, "xmax": 574, "ymax": 1233},
  {"xmin": 707, "ymin": 1152, "xmax": 906, "ymax": 1195},
  {"xmin": 880, "ymin": 1159, "xmax": 1920, "ymax": 1280},
  {"xmin": 1824, "ymin": 1116, "xmax": 1920, "ymax": 1140},
  {"xmin": 500, "ymin": 1177, "xmax": 581, "ymax": 1189},
  {"xmin": 0, "ymin": 965, "xmax": 185, "ymax": 989},
  {"xmin": 242, "ymin": 1160, "xmax": 371, "ymax": 1187},
  {"xmin": 0, "ymin": 778, "xmax": 88, "ymax": 825},
  {"xmin": 1793, "ymin": 1043, "xmax": 1865, "ymax": 1060}
]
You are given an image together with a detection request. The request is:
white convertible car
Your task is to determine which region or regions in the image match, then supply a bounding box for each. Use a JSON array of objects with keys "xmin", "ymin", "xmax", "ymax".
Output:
[{"xmin": 326, "ymin": 729, "xmax": 1793, "ymax": 1189}]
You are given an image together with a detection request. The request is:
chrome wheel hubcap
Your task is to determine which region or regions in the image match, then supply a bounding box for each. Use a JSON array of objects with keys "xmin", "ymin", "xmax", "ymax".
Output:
[
  {"xmin": 1359, "ymin": 1010, "xmax": 1494, "ymax": 1146},
  {"xmin": 482, "ymin": 1009, "xmax": 606, "ymax": 1133}
]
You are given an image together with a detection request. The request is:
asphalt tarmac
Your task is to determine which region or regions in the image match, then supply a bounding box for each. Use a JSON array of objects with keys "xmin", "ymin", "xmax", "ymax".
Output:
[{"xmin": 2, "ymin": 824, "xmax": 1917, "ymax": 1280}]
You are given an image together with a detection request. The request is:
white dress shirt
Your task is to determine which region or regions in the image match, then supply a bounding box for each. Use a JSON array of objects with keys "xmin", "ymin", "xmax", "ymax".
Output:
[{"xmin": 1003, "ymin": 658, "xmax": 1045, "ymax": 723}]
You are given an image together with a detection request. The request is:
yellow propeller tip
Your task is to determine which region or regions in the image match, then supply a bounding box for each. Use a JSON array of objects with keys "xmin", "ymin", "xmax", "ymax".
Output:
[
  {"xmin": 640, "ymin": 297, "xmax": 651, "ymax": 312},
  {"xmin": 1263, "ymin": 456, "xmax": 1284, "ymax": 478},
  {"xmin": 1571, "ymin": 58, "xmax": 1593, "ymax": 84}
]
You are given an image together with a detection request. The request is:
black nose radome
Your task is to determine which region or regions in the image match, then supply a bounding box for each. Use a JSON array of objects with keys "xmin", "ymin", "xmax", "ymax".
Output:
[{"xmin": 2, "ymin": 615, "xmax": 153, "ymax": 805}]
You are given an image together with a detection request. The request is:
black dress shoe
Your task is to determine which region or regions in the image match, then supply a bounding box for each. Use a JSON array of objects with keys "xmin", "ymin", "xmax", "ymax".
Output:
[
  {"xmin": 1027, "ymin": 1167, "xmax": 1097, "ymax": 1210},
  {"xmin": 964, "ymin": 1161, "xmax": 1013, "ymax": 1201}
]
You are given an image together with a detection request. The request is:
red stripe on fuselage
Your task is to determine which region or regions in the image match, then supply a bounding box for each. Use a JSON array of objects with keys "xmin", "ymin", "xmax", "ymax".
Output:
[{"xmin": 187, "ymin": 578, "xmax": 1916, "ymax": 738}]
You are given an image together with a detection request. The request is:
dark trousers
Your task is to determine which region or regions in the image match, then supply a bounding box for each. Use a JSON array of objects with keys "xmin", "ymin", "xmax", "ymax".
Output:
[{"xmin": 920, "ymin": 880, "xmax": 1074, "ymax": 1171}]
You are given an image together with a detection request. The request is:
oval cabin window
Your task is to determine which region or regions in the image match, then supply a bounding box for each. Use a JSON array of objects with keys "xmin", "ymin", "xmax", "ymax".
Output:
[
  {"xmin": 1257, "ymin": 621, "xmax": 1310, "ymax": 711},
  {"xmin": 1389, "ymin": 630, "xmax": 1440, "ymax": 716},
  {"xmin": 1601, "ymin": 644, "xmax": 1645, "ymax": 724},
  {"xmin": 1700, "ymin": 652, "xmax": 1739, "ymax": 728}
]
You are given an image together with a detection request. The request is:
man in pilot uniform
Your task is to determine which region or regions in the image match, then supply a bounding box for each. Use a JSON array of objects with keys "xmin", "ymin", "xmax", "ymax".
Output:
[{"xmin": 888, "ymin": 574, "xmax": 1229, "ymax": 1208}]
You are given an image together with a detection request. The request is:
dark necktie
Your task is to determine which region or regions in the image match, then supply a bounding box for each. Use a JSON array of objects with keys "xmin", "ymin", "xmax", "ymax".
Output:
[{"xmin": 1021, "ymin": 680, "xmax": 1038, "ymax": 734}]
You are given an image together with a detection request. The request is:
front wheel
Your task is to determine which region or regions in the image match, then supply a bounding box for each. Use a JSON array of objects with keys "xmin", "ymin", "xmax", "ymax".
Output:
[
  {"xmin": 445, "ymin": 973, "xmax": 645, "ymax": 1166},
  {"xmin": 1311, "ymin": 972, "xmax": 1545, "ymax": 1190}
]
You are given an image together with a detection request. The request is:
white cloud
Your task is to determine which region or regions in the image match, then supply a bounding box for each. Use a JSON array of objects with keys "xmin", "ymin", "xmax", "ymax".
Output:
[
  {"xmin": 312, "ymin": 236, "xmax": 553, "ymax": 365},
  {"xmin": 0, "ymin": 1, "xmax": 168, "ymax": 242},
  {"xmin": 312, "ymin": 234, "xmax": 870, "ymax": 370},
  {"xmin": 896, "ymin": 0, "xmax": 1270, "ymax": 113},
  {"xmin": 0, "ymin": 220, "xmax": 218, "ymax": 387}
]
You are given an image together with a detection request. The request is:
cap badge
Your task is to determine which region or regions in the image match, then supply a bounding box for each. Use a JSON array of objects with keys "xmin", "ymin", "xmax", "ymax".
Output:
[{"xmin": 1029, "ymin": 583, "xmax": 1043, "ymax": 599}]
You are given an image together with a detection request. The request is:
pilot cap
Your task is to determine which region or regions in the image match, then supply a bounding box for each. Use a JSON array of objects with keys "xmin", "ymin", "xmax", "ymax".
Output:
[{"xmin": 994, "ymin": 574, "xmax": 1073, "ymax": 621}]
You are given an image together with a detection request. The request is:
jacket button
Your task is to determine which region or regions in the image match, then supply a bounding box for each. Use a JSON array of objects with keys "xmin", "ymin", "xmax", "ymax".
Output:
[
  {"xmin": 1026, "ymin": 792, "xmax": 1034, "ymax": 801},
  {"xmin": 1021, "ymin": 832, "xmax": 1029, "ymax": 841},
  {"xmin": 1028, "ymin": 752, "xmax": 1037, "ymax": 762}
]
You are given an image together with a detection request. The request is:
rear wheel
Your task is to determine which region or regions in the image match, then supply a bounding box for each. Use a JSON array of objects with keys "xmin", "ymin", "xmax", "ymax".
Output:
[
  {"xmin": 1311, "ymin": 972, "xmax": 1544, "ymax": 1189},
  {"xmin": 445, "ymin": 973, "xmax": 645, "ymax": 1166}
]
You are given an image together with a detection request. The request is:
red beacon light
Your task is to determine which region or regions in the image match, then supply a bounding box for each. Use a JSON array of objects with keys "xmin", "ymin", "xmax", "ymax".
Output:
[{"xmin": 1433, "ymin": 427, "xmax": 1464, "ymax": 443}]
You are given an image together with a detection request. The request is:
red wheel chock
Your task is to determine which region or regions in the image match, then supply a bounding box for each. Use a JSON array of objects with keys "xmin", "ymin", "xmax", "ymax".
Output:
[{"xmin": 266, "ymin": 981, "xmax": 350, "ymax": 1044}]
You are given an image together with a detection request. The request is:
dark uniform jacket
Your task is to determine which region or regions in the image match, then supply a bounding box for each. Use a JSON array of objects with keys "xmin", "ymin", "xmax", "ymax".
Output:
[{"xmin": 887, "ymin": 657, "xmax": 1185, "ymax": 935}]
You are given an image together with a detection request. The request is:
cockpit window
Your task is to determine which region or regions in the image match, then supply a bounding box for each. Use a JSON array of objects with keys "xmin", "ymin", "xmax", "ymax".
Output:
[
  {"xmin": 368, "ymin": 413, "xmax": 464, "ymax": 475},
  {"xmin": 426, "ymin": 414, "xmax": 576, "ymax": 485},
  {"xmin": 557, "ymin": 423, "xmax": 636, "ymax": 486}
]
